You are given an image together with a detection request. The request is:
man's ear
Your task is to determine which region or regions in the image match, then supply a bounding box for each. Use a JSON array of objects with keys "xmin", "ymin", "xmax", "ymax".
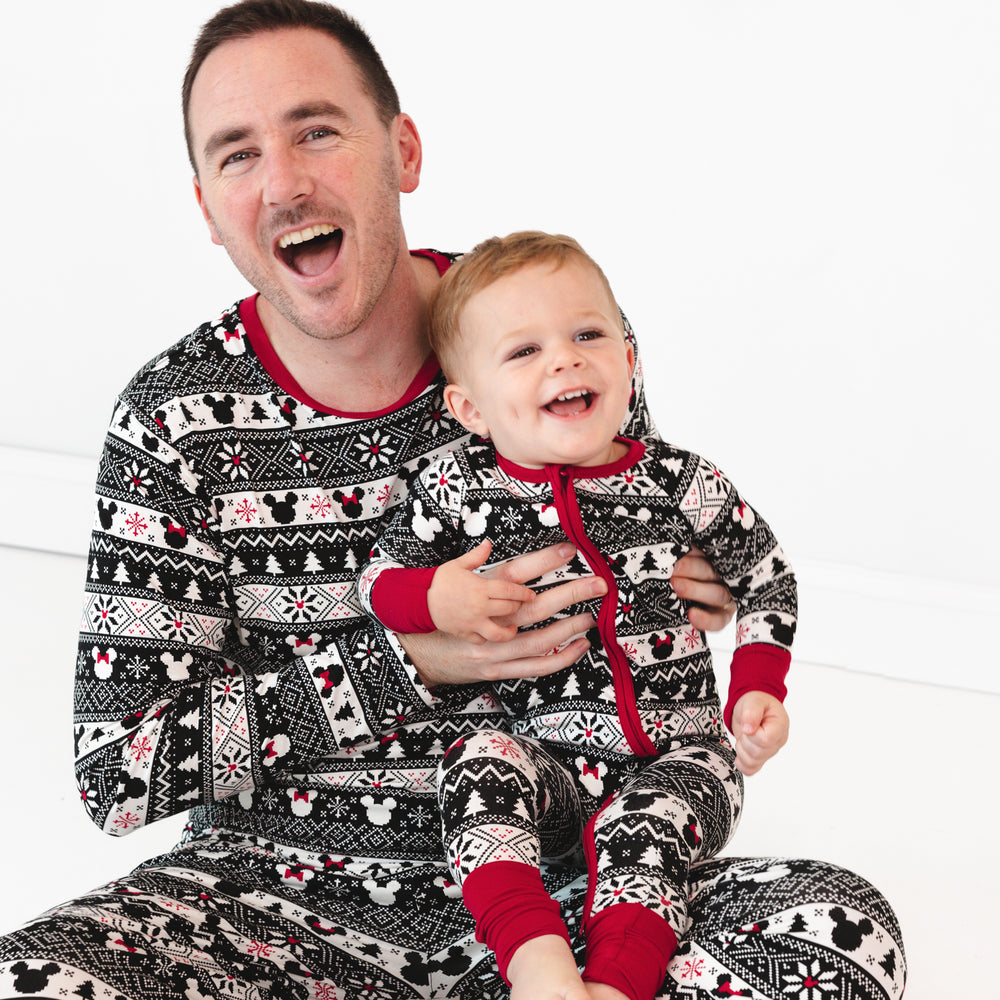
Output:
[
  {"xmin": 394, "ymin": 113, "xmax": 422, "ymax": 195},
  {"xmin": 193, "ymin": 175, "xmax": 223, "ymax": 246},
  {"xmin": 443, "ymin": 384, "xmax": 489, "ymax": 437}
]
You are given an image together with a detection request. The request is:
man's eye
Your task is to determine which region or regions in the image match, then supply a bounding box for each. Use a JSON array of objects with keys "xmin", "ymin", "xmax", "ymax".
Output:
[
  {"xmin": 305, "ymin": 127, "xmax": 337, "ymax": 141},
  {"xmin": 223, "ymin": 150, "xmax": 254, "ymax": 167}
]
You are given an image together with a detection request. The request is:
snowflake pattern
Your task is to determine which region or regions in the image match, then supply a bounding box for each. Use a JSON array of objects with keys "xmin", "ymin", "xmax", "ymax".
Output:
[
  {"xmin": 408, "ymin": 805, "xmax": 432, "ymax": 829},
  {"xmin": 124, "ymin": 655, "xmax": 149, "ymax": 680},
  {"xmin": 129, "ymin": 734, "xmax": 154, "ymax": 762},
  {"xmin": 125, "ymin": 461, "xmax": 153, "ymax": 497},
  {"xmin": 124, "ymin": 511, "xmax": 148, "ymax": 537},
  {"xmin": 487, "ymin": 734, "xmax": 522, "ymax": 759},
  {"xmin": 91, "ymin": 595, "xmax": 122, "ymax": 634},
  {"xmin": 290, "ymin": 439, "xmax": 315, "ymax": 475},
  {"xmin": 781, "ymin": 959, "xmax": 839, "ymax": 999},
  {"xmin": 352, "ymin": 634, "xmax": 383, "ymax": 671},
  {"xmin": 310, "ymin": 493, "xmax": 332, "ymax": 518},
  {"xmin": 681, "ymin": 957, "xmax": 704, "ymax": 980},
  {"xmin": 111, "ymin": 810, "xmax": 142, "ymax": 832},
  {"xmin": 235, "ymin": 498, "xmax": 257, "ymax": 523},
  {"xmin": 218, "ymin": 442, "xmax": 250, "ymax": 480},
  {"xmin": 354, "ymin": 430, "xmax": 396, "ymax": 469}
]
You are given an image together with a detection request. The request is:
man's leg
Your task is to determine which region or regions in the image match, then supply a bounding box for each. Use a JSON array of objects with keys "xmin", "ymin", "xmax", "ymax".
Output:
[
  {"xmin": 0, "ymin": 830, "xmax": 510, "ymax": 1000},
  {"xmin": 545, "ymin": 855, "xmax": 906, "ymax": 1000}
]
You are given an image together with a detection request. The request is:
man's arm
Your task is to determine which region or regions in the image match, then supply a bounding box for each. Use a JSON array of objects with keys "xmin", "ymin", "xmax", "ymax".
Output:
[
  {"xmin": 399, "ymin": 542, "xmax": 735, "ymax": 688},
  {"xmin": 75, "ymin": 398, "xmax": 397, "ymax": 835}
]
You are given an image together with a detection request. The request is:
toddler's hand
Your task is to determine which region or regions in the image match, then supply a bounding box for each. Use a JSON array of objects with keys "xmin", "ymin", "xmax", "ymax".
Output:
[
  {"xmin": 427, "ymin": 539, "xmax": 535, "ymax": 644},
  {"xmin": 731, "ymin": 691, "xmax": 789, "ymax": 775}
]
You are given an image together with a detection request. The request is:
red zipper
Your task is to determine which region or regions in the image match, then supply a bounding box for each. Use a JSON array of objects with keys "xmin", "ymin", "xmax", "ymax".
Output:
[{"xmin": 547, "ymin": 465, "xmax": 657, "ymax": 757}]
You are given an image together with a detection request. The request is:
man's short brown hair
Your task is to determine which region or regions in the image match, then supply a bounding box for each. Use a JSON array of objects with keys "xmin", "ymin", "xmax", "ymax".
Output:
[
  {"xmin": 182, "ymin": 0, "xmax": 400, "ymax": 172},
  {"xmin": 429, "ymin": 231, "xmax": 623, "ymax": 381}
]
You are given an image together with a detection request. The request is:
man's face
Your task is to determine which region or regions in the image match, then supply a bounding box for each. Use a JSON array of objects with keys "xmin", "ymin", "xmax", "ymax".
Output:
[
  {"xmin": 443, "ymin": 259, "xmax": 635, "ymax": 469},
  {"xmin": 188, "ymin": 28, "xmax": 421, "ymax": 342}
]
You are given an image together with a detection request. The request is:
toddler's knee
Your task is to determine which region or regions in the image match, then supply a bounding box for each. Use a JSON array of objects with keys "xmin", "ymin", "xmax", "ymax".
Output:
[{"xmin": 439, "ymin": 728, "xmax": 511, "ymax": 776}]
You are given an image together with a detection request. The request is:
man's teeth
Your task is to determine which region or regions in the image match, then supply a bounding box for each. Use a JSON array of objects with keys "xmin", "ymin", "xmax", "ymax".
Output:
[{"xmin": 278, "ymin": 224, "xmax": 338, "ymax": 249}]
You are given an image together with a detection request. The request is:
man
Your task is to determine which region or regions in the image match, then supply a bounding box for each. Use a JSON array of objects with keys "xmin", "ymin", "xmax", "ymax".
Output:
[{"xmin": 0, "ymin": 3, "xmax": 905, "ymax": 998}]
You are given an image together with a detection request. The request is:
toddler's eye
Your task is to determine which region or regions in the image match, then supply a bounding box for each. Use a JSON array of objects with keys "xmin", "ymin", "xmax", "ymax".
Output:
[
  {"xmin": 508, "ymin": 345, "xmax": 537, "ymax": 360},
  {"xmin": 576, "ymin": 329, "xmax": 603, "ymax": 342}
]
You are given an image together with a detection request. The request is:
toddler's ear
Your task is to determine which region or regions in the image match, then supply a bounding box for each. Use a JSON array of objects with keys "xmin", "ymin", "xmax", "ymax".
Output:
[{"xmin": 443, "ymin": 384, "xmax": 489, "ymax": 437}]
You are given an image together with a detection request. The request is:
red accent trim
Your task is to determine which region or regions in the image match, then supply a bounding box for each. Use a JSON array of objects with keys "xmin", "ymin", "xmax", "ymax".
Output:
[
  {"xmin": 724, "ymin": 643, "xmax": 791, "ymax": 731},
  {"xmin": 582, "ymin": 903, "xmax": 677, "ymax": 1000},
  {"xmin": 548, "ymin": 466, "xmax": 656, "ymax": 756},
  {"xmin": 495, "ymin": 438, "xmax": 645, "ymax": 483},
  {"xmin": 370, "ymin": 567, "xmax": 438, "ymax": 633},
  {"xmin": 581, "ymin": 794, "xmax": 614, "ymax": 926},
  {"xmin": 462, "ymin": 861, "xmax": 569, "ymax": 983},
  {"xmin": 237, "ymin": 250, "xmax": 450, "ymax": 418},
  {"xmin": 413, "ymin": 247, "xmax": 454, "ymax": 276},
  {"xmin": 239, "ymin": 295, "xmax": 441, "ymax": 417}
]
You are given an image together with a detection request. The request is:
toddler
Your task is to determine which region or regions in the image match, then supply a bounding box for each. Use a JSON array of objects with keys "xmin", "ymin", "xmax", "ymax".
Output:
[{"xmin": 358, "ymin": 232, "xmax": 796, "ymax": 1000}]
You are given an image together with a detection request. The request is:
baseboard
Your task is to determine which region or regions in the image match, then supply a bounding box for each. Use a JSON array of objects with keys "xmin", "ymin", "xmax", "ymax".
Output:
[{"xmin": 3, "ymin": 445, "xmax": 996, "ymax": 695}]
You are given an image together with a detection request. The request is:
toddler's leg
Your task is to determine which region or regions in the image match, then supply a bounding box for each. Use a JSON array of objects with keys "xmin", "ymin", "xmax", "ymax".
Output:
[
  {"xmin": 582, "ymin": 738, "xmax": 742, "ymax": 1000},
  {"xmin": 438, "ymin": 729, "xmax": 584, "ymax": 984}
]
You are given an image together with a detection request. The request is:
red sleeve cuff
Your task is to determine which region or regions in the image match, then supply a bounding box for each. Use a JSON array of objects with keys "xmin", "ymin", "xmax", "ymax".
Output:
[
  {"xmin": 370, "ymin": 566, "xmax": 438, "ymax": 633},
  {"xmin": 724, "ymin": 643, "xmax": 790, "ymax": 732}
]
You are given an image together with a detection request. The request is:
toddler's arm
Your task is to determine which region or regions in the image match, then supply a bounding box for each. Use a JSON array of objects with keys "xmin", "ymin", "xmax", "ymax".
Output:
[{"xmin": 427, "ymin": 539, "xmax": 536, "ymax": 644}]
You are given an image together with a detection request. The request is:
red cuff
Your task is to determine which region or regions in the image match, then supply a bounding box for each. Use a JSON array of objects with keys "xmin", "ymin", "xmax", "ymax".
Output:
[
  {"xmin": 724, "ymin": 643, "xmax": 790, "ymax": 732},
  {"xmin": 462, "ymin": 861, "xmax": 570, "ymax": 983},
  {"xmin": 370, "ymin": 566, "xmax": 438, "ymax": 633},
  {"xmin": 582, "ymin": 903, "xmax": 677, "ymax": 1000}
]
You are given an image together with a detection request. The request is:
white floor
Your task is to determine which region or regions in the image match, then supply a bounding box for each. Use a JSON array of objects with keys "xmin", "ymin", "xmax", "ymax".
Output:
[{"xmin": 0, "ymin": 545, "xmax": 994, "ymax": 998}]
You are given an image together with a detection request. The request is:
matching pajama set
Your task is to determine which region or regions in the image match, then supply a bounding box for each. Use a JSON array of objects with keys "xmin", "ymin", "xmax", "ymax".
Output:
[
  {"xmin": 0, "ymin": 253, "xmax": 906, "ymax": 1000},
  {"xmin": 360, "ymin": 437, "xmax": 796, "ymax": 997}
]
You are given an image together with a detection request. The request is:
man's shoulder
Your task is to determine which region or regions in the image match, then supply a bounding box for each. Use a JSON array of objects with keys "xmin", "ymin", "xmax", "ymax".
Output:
[{"xmin": 119, "ymin": 299, "xmax": 267, "ymax": 412}]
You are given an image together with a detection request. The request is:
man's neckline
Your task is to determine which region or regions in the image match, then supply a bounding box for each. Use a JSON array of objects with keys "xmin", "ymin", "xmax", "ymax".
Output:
[{"xmin": 238, "ymin": 249, "xmax": 452, "ymax": 418}]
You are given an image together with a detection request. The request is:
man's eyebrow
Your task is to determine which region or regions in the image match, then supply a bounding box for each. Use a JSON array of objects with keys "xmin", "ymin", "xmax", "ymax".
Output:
[
  {"xmin": 284, "ymin": 100, "xmax": 352, "ymax": 125},
  {"xmin": 203, "ymin": 126, "xmax": 253, "ymax": 164},
  {"xmin": 201, "ymin": 102, "xmax": 353, "ymax": 164}
]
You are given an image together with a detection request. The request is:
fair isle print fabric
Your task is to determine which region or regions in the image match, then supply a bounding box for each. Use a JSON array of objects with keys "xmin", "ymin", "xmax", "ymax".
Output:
[{"xmin": 0, "ymin": 280, "xmax": 905, "ymax": 997}]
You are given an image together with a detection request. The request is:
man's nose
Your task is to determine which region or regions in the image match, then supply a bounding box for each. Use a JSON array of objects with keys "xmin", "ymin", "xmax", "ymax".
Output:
[{"xmin": 262, "ymin": 149, "xmax": 314, "ymax": 205}]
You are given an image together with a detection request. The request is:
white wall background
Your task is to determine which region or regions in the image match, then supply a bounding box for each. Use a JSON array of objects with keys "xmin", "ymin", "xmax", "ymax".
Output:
[
  {"xmin": 1, "ymin": 3, "xmax": 998, "ymax": 994},
  {"xmin": 3, "ymin": 0, "xmax": 997, "ymax": 695}
]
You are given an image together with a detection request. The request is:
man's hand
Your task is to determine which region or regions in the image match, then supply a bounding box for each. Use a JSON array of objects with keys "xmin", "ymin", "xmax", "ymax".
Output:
[
  {"xmin": 731, "ymin": 691, "xmax": 789, "ymax": 775},
  {"xmin": 670, "ymin": 546, "xmax": 736, "ymax": 632},
  {"xmin": 427, "ymin": 539, "xmax": 536, "ymax": 644},
  {"xmin": 399, "ymin": 543, "xmax": 606, "ymax": 689}
]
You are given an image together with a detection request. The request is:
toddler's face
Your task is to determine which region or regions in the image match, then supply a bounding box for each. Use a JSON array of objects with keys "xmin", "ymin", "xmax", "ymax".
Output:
[{"xmin": 443, "ymin": 259, "xmax": 634, "ymax": 469}]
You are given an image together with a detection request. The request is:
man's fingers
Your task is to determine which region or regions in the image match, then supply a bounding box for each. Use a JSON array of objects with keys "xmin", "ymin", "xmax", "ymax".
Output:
[
  {"xmin": 482, "ymin": 543, "xmax": 576, "ymax": 585},
  {"xmin": 671, "ymin": 548, "xmax": 717, "ymax": 580},
  {"xmin": 488, "ymin": 612, "xmax": 593, "ymax": 663},
  {"xmin": 673, "ymin": 575, "xmax": 731, "ymax": 610},
  {"xmin": 496, "ymin": 577, "xmax": 605, "ymax": 629},
  {"xmin": 687, "ymin": 603, "xmax": 736, "ymax": 632},
  {"xmin": 485, "ymin": 636, "xmax": 592, "ymax": 681}
]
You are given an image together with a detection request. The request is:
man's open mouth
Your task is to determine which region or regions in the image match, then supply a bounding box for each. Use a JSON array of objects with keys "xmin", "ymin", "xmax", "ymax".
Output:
[
  {"xmin": 276, "ymin": 224, "xmax": 343, "ymax": 277},
  {"xmin": 544, "ymin": 389, "xmax": 595, "ymax": 417}
]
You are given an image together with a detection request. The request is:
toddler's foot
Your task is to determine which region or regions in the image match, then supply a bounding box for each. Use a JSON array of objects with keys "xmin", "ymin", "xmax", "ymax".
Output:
[{"xmin": 508, "ymin": 934, "xmax": 591, "ymax": 1000}]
